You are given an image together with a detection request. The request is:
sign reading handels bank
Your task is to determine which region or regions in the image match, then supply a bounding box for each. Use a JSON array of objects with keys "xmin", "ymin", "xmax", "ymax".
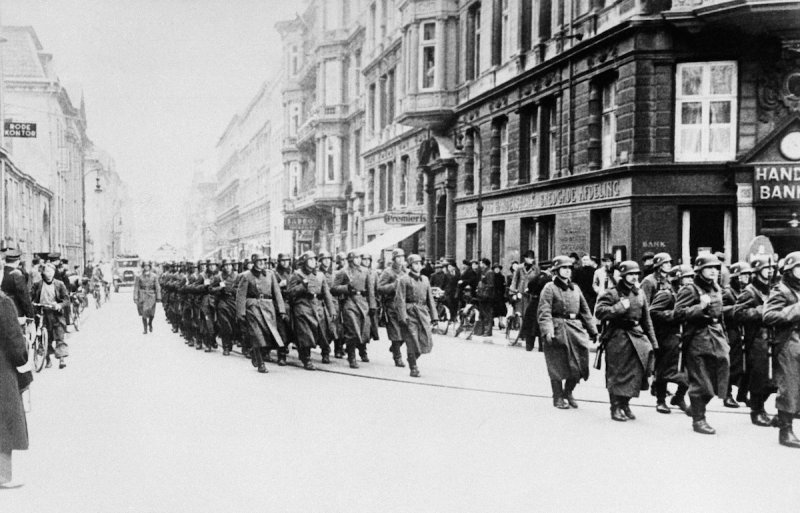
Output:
[{"xmin": 755, "ymin": 165, "xmax": 800, "ymax": 201}]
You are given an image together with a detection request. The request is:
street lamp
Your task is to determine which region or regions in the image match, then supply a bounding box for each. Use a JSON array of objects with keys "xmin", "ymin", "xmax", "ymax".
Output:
[{"xmin": 82, "ymin": 167, "xmax": 103, "ymax": 270}]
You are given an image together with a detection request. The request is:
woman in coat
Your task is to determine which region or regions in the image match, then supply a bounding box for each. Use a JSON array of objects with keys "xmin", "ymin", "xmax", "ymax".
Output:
[
  {"xmin": 0, "ymin": 290, "xmax": 29, "ymax": 486},
  {"xmin": 377, "ymin": 249, "xmax": 407, "ymax": 367},
  {"xmin": 537, "ymin": 256, "xmax": 598, "ymax": 409},
  {"xmin": 595, "ymin": 261, "xmax": 658, "ymax": 422},
  {"xmin": 235, "ymin": 253, "xmax": 287, "ymax": 374},
  {"xmin": 286, "ymin": 251, "xmax": 336, "ymax": 370},
  {"xmin": 762, "ymin": 251, "xmax": 800, "ymax": 448},
  {"xmin": 734, "ymin": 256, "xmax": 778, "ymax": 427},
  {"xmin": 133, "ymin": 261, "xmax": 162, "ymax": 335},
  {"xmin": 394, "ymin": 254, "xmax": 438, "ymax": 377},
  {"xmin": 674, "ymin": 254, "xmax": 730, "ymax": 436}
]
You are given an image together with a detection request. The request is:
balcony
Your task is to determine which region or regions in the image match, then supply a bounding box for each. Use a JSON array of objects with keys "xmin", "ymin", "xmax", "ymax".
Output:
[
  {"xmin": 285, "ymin": 182, "xmax": 347, "ymax": 213},
  {"xmin": 295, "ymin": 104, "xmax": 350, "ymax": 147},
  {"xmin": 396, "ymin": 91, "xmax": 459, "ymax": 130},
  {"xmin": 663, "ymin": 0, "xmax": 800, "ymax": 32}
]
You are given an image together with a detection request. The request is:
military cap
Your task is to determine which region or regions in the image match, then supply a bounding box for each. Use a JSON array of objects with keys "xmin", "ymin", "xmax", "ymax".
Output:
[
  {"xmin": 335, "ymin": 251, "xmax": 347, "ymax": 262},
  {"xmin": 618, "ymin": 260, "xmax": 641, "ymax": 276},
  {"xmin": 392, "ymin": 248, "xmax": 405, "ymax": 259},
  {"xmin": 361, "ymin": 252, "xmax": 373, "ymax": 261},
  {"xmin": 783, "ymin": 252, "xmax": 800, "ymax": 272},
  {"xmin": 652, "ymin": 252, "xmax": 672, "ymax": 268},
  {"xmin": 188, "ymin": 261, "xmax": 198, "ymax": 269},
  {"xmin": 407, "ymin": 254, "xmax": 422, "ymax": 264},
  {"xmin": 729, "ymin": 262, "xmax": 753, "ymax": 277},
  {"xmin": 673, "ymin": 264, "xmax": 694, "ymax": 279},
  {"xmin": 220, "ymin": 258, "xmax": 232, "ymax": 266},
  {"xmin": 552, "ymin": 255, "xmax": 572, "ymax": 270},
  {"xmin": 206, "ymin": 258, "xmax": 218, "ymax": 266},
  {"xmin": 278, "ymin": 253, "xmax": 292, "ymax": 261},
  {"xmin": 694, "ymin": 254, "xmax": 722, "ymax": 271}
]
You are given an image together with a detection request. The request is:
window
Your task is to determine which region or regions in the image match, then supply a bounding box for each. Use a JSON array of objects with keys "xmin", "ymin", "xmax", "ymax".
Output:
[
  {"xmin": 539, "ymin": 99, "xmax": 556, "ymax": 180},
  {"xmin": 473, "ymin": 131, "xmax": 482, "ymax": 191},
  {"xmin": 290, "ymin": 162, "xmax": 300, "ymax": 197},
  {"xmin": 601, "ymin": 80, "xmax": 617, "ymax": 168},
  {"xmin": 379, "ymin": 75, "xmax": 387, "ymax": 129},
  {"xmin": 353, "ymin": 129, "xmax": 362, "ymax": 177},
  {"xmin": 492, "ymin": 220, "xmax": 505, "ymax": 265},
  {"xmin": 520, "ymin": 217, "xmax": 536, "ymax": 256},
  {"xmin": 387, "ymin": 161, "xmax": 395, "ymax": 211},
  {"xmin": 675, "ymin": 61, "xmax": 737, "ymax": 162},
  {"xmin": 499, "ymin": 119, "xmax": 509, "ymax": 188},
  {"xmin": 289, "ymin": 103, "xmax": 300, "ymax": 137},
  {"xmin": 501, "ymin": 0, "xmax": 510, "ymax": 61},
  {"xmin": 590, "ymin": 209, "xmax": 612, "ymax": 258},
  {"xmin": 386, "ymin": 69, "xmax": 395, "ymax": 124},
  {"xmin": 538, "ymin": 215, "xmax": 555, "ymax": 263},
  {"xmin": 466, "ymin": 223, "xmax": 477, "ymax": 260},
  {"xmin": 380, "ymin": 0, "xmax": 388, "ymax": 39},
  {"xmin": 324, "ymin": 60, "xmax": 343, "ymax": 105},
  {"xmin": 467, "ymin": 3, "xmax": 481, "ymax": 80},
  {"xmin": 290, "ymin": 45, "xmax": 299, "ymax": 75},
  {"xmin": 325, "ymin": 137, "xmax": 339, "ymax": 182},
  {"xmin": 522, "ymin": 107, "xmax": 538, "ymax": 183},
  {"xmin": 399, "ymin": 156, "xmax": 409, "ymax": 206},
  {"xmin": 368, "ymin": 169, "xmax": 375, "ymax": 214},
  {"xmin": 421, "ymin": 22, "xmax": 436, "ymax": 90},
  {"xmin": 368, "ymin": 83, "xmax": 376, "ymax": 133},
  {"xmin": 378, "ymin": 164, "xmax": 387, "ymax": 212},
  {"xmin": 369, "ymin": 3, "xmax": 377, "ymax": 49},
  {"xmin": 539, "ymin": 0, "xmax": 552, "ymax": 41}
]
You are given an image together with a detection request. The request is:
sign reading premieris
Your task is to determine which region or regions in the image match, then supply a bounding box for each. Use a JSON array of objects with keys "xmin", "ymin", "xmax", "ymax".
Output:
[
  {"xmin": 755, "ymin": 165, "xmax": 800, "ymax": 201},
  {"xmin": 384, "ymin": 213, "xmax": 426, "ymax": 225}
]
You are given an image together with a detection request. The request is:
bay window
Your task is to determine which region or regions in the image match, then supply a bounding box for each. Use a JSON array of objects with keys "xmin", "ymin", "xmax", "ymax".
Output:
[{"xmin": 420, "ymin": 22, "xmax": 436, "ymax": 90}]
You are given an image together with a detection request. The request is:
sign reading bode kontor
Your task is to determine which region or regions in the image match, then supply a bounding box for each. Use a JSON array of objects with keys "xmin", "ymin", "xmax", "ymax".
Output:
[
  {"xmin": 4, "ymin": 122, "xmax": 37, "ymax": 138},
  {"xmin": 755, "ymin": 165, "xmax": 800, "ymax": 202}
]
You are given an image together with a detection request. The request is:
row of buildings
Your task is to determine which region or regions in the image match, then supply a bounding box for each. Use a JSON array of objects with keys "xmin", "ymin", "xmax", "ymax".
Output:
[
  {"xmin": 1, "ymin": 25, "xmax": 133, "ymax": 267},
  {"xmin": 192, "ymin": 0, "xmax": 800, "ymax": 268}
]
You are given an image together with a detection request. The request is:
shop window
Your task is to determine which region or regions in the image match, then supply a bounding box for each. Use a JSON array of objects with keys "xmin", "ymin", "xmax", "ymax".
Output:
[
  {"xmin": 590, "ymin": 209, "xmax": 611, "ymax": 258},
  {"xmin": 538, "ymin": 215, "xmax": 555, "ymax": 263},
  {"xmin": 520, "ymin": 217, "xmax": 535, "ymax": 255},
  {"xmin": 420, "ymin": 22, "xmax": 437, "ymax": 90},
  {"xmin": 399, "ymin": 156, "xmax": 409, "ymax": 206},
  {"xmin": 466, "ymin": 3, "xmax": 481, "ymax": 80},
  {"xmin": 492, "ymin": 220, "xmax": 506, "ymax": 265},
  {"xmin": 687, "ymin": 207, "xmax": 724, "ymax": 259},
  {"xmin": 466, "ymin": 223, "xmax": 477, "ymax": 260},
  {"xmin": 601, "ymin": 80, "xmax": 617, "ymax": 168},
  {"xmin": 675, "ymin": 61, "xmax": 737, "ymax": 162}
]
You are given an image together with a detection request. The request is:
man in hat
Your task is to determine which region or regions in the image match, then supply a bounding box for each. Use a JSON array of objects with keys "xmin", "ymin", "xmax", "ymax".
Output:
[
  {"xmin": 377, "ymin": 248, "xmax": 408, "ymax": 367},
  {"xmin": 640, "ymin": 251, "xmax": 656, "ymax": 278},
  {"xmin": 236, "ymin": 253, "xmax": 287, "ymax": 373},
  {"xmin": 331, "ymin": 251, "xmax": 376, "ymax": 368},
  {"xmin": 721, "ymin": 262, "xmax": 753, "ymax": 408},
  {"xmin": 287, "ymin": 251, "xmax": 336, "ymax": 369},
  {"xmin": 592, "ymin": 253, "xmax": 616, "ymax": 298},
  {"xmin": 134, "ymin": 261, "xmax": 161, "ymax": 334},
  {"xmin": 510, "ymin": 250, "xmax": 540, "ymax": 348},
  {"xmin": 473, "ymin": 258, "xmax": 496, "ymax": 338},
  {"xmin": 210, "ymin": 259, "xmax": 239, "ymax": 356},
  {"xmin": 1, "ymin": 248, "xmax": 33, "ymax": 318},
  {"xmin": 32, "ymin": 264, "xmax": 70, "ymax": 369},
  {"xmin": 394, "ymin": 254, "xmax": 438, "ymax": 377},
  {"xmin": 318, "ymin": 251, "xmax": 342, "ymax": 358}
]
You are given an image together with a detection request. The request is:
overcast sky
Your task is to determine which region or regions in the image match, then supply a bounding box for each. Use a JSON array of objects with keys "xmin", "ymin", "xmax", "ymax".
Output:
[{"xmin": 4, "ymin": 0, "xmax": 299, "ymax": 256}]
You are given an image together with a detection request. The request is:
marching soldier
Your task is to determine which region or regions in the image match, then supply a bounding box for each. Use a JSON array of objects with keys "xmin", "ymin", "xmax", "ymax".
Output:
[
  {"xmin": 734, "ymin": 256, "xmax": 778, "ymax": 427},
  {"xmin": 210, "ymin": 259, "xmax": 239, "ymax": 356},
  {"xmin": 674, "ymin": 254, "xmax": 730, "ymax": 435},
  {"xmin": 175, "ymin": 263, "xmax": 191, "ymax": 342},
  {"xmin": 362, "ymin": 253, "xmax": 381, "ymax": 344},
  {"xmin": 318, "ymin": 251, "xmax": 341, "ymax": 358},
  {"xmin": 394, "ymin": 254, "xmax": 438, "ymax": 377},
  {"xmin": 377, "ymin": 248, "xmax": 408, "ymax": 367},
  {"xmin": 197, "ymin": 259, "xmax": 219, "ymax": 352},
  {"xmin": 331, "ymin": 251, "xmax": 376, "ymax": 369},
  {"xmin": 133, "ymin": 261, "xmax": 161, "ymax": 334},
  {"xmin": 537, "ymin": 256, "xmax": 598, "ymax": 409},
  {"xmin": 509, "ymin": 249, "xmax": 539, "ymax": 348},
  {"xmin": 595, "ymin": 261, "xmax": 658, "ymax": 422},
  {"xmin": 649, "ymin": 264, "xmax": 692, "ymax": 414},
  {"xmin": 188, "ymin": 260, "xmax": 208, "ymax": 351},
  {"xmin": 286, "ymin": 251, "xmax": 336, "ymax": 369},
  {"xmin": 235, "ymin": 259, "xmax": 255, "ymax": 357},
  {"xmin": 235, "ymin": 253, "xmax": 287, "ymax": 373},
  {"xmin": 271, "ymin": 253, "xmax": 294, "ymax": 365},
  {"xmin": 722, "ymin": 262, "xmax": 752, "ymax": 407},
  {"xmin": 641, "ymin": 252, "xmax": 672, "ymax": 305},
  {"xmin": 762, "ymin": 251, "xmax": 800, "ymax": 448}
]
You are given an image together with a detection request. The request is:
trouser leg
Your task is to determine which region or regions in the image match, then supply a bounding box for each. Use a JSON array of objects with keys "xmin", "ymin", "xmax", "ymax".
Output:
[{"xmin": 142, "ymin": 317, "xmax": 148, "ymax": 334}]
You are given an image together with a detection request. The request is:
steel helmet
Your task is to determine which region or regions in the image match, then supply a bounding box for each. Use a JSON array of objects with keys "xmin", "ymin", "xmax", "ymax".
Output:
[
  {"xmin": 335, "ymin": 252, "xmax": 347, "ymax": 263},
  {"xmin": 694, "ymin": 254, "xmax": 722, "ymax": 271},
  {"xmin": 300, "ymin": 250, "xmax": 316, "ymax": 262},
  {"xmin": 277, "ymin": 253, "xmax": 292, "ymax": 261},
  {"xmin": 618, "ymin": 260, "xmax": 641, "ymax": 276},
  {"xmin": 392, "ymin": 248, "xmax": 406, "ymax": 259},
  {"xmin": 251, "ymin": 252, "xmax": 267, "ymax": 263},
  {"xmin": 783, "ymin": 251, "xmax": 800, "ymax": 272},
  {"xmin": 346, "ymin": 250, "xmax": 360, "ymax": 260},
  {"xmin": 317, "ymin": 250, "xmax": 332, "ymax": 260},
  {"xmin": 750, "ymin": 255, "xmax": 777, "ymax": 274},
  {"xmin": 677, "ymin": 264, "xmax": 695, "ymax": 279},
  {"xmin": 729, "ymin": 262, "xmax": 753, "ymax": 277},
  {"xmin": 407, "ymin": 254, "xmax": 422, "ymax": 264},
  {"xmin": 652, "ymin": 252, "xmax": 672, "ymax": 268},
  {"xmin": 552, "ymin": 255, "xmax": 572, "ymax": 270}
]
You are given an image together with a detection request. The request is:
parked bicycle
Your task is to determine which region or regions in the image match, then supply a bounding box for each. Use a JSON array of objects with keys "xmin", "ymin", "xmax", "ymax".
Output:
[
  {"xmin": 454, "ymin": 286, "xmax": 478, "ymax": 340},
  {"xmin": 431, "ymin": 287, "xmax": 452, "ymax": 335}
]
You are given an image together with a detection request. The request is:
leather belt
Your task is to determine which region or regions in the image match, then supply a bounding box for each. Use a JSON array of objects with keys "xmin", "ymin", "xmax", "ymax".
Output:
[
  {"xmin": 406, "ymin": 300, "xmax": 426, "ymax": 305},
  {"xmin": 709, "ymin": 318, "xmax": 721, "ymax": 324},
  {"xmin": 352, "ymin": 290, "xmax": 366, "ymax": 297},
  {"xmin": 254, "ymin": 294, "xmax": 272, "ymax": 300},
  {"xmin": 611, "ymin": 320, "xmax": 640, "ymax": 329},
  {"xmin": 554, "ymin": 314, "xmax": 578, "ymax": 320}
]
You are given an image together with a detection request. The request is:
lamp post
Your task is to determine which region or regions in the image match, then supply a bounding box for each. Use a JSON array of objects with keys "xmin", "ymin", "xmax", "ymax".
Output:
[{"xmin": 83, "ymin": 170, "xmax": 103, "ymax": 270}]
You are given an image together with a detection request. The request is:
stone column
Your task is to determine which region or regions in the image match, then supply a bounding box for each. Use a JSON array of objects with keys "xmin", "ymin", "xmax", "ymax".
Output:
[
  {"xmin": 347, "ymin": 198, "xmax": 355, "ymax": 250},
  {"xmin": 443, "ymin": 159, "xmax": 457, "ymax": 262},
  {"xmin": 422, "ymin": 165, "xmax": 435, "ymax": 259},
  {"xmin": 723, "ymin": 209, "xmax": 733, "ymax": 262},
  {"xmin": 434, "ymin": 18, "xmax": 446, "ymax": 90},
  {"xmin": 736, "ymin": 182, "xmax": 755, "ymax": 261},
  {"xmin": 681, "ymin": 209, "xmax": 691, "ymax": 264}
]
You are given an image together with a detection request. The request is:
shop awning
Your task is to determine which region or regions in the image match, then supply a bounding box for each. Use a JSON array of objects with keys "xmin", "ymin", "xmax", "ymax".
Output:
[{"xmin": 354, "ymin": 223, "xmax": 425, "ymax": 261}]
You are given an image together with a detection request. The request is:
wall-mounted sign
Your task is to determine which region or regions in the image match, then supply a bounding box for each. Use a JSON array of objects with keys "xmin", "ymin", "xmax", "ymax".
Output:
[
  {"xmin": 384, "ymin": 213, "xmax": 426, "ymax": 225},
  {"xmin": 284, "ymin": 215, "xmax": 321, "ymax": 231},
  {"xmin": 4, "ymin": 122, "xmax": 37, "ymax": 138},
  {"xmin": 754, "ymin": 165, "xmax": 800, "ymax": 202}
]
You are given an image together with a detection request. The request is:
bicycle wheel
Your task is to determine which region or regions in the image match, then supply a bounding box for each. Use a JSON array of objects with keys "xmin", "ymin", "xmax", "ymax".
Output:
[
  {"xmin": 72, "ymin": 306, "xmax": 80, "ymax": 331},
  {"xmin": 33, "ymin": 328, "xmax": 48, "ymax": 373}
]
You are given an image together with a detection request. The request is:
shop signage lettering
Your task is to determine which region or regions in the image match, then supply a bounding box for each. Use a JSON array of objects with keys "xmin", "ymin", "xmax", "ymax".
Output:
[
  {"xmin": 755, "ymin": 166, "xmax": 800, "ymax": 201},
  {"xmin": 384, "ymin": 213, "xmax": 426, "ymax": 225},
  {"xmin": 284, "ymin": 215, "xmax": 321, "ymax": 231},
  {"xmin": 641, "ymin": 241, "xmax": 667, "ymax": 249},
  {"xmin": 4, "ymin": 122, "xmax": 37, "ymax": 138},
  {"xmin": 534, "ymin": 180, "xmax": 622, "ymax": 208}
]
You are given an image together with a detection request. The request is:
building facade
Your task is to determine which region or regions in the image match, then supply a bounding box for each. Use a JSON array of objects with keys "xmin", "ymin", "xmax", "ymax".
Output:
[
  {"xmin": 184, "ymin": 160, "xmax": 217, "ymax": 260},
  {"xmin": 2, "ymin": 26, "xmax": 88, "ymax": 264},
  {"xmin": 84, "ymin": 144, "xmax": 133, "ymax": 263}
]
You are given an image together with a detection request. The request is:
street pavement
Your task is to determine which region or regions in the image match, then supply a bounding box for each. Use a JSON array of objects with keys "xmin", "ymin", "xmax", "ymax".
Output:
[{"xmin": 2, "ymin": 290, "xmax": 799, "ymax": 513}]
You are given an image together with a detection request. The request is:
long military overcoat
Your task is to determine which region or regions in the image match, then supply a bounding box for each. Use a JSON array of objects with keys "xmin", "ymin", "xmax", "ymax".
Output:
[
  {"xmin": 595, "ymin": 283, "xmax": 658, "ymax": 397},
  {"xmin": 537, "ymin": 277, "xmax": 598, "ymax": 381},
  {"xmin": 287, "ymin": 268, "xmax": 336, "ymax": 349},
  {"xmin": 377, "ymin": 263, "xmax": 406, "ymax": 341},
  {"xmin": 394, "ymin": 271, "xmax": 438, "ymax": 357},
  {"xmin": 331, "ymin": 265, "xmax": 376, "ymax": 347},
  {"xmin": 133, "ymin": 271, "xmax": 161, "ymax": 318},
  {"xmin": 235, "ymin": 269, "xmax": 286, "ymax": 349},
  {"xmin": 734, "ymin": 280, "xmax": 776, "ymax": 400},
  {"xmin": 211, "ymin": 270, "xmax": 239, "ymax": 343},
  {"xmin": 320, "ymin": 266, "xmax": 340, "ymax": 340},
  {"xmin": 763, "ymin": 279, "xmax": 800, "ymax": 414},
  {"xmin": 674, "ymin": 276, "xmax": 730, "ymax": 401},
  {"xmin": 649, "ymin": 286, "xmax": 688, "ymax": 386}
]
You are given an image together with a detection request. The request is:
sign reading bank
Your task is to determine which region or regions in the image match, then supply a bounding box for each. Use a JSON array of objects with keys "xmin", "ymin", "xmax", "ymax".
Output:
[{"xmin": 755, "ymin": 165, "xmax": 800, "ymax": 201}]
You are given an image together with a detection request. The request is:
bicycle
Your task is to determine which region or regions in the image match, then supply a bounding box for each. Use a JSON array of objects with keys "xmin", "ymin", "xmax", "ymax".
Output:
[
  {"xmin": 454, "ymin": 301, "xmax": 479, "ymax": 340},
  {"xmin": 431, "ymin": 287, "xmax": 451, "ymax": 335},
  {"xmin": 29, "ymin": 304, "xmax": 51, "ymax": 373},
  {"xmin": 103, "ymin": 281, "xmax": 112, "ymax": 302},
  {"xmin": 69, "ymin": 292, "xmax": 83, "ymax": 332},
  {"xmin": 93, "ymin": 282, "xmax": 104, "ymax": 309}
]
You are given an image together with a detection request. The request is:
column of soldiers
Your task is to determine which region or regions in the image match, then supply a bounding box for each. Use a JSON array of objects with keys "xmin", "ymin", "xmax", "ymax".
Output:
[
  {"xmin": 157, "ymin": 249, "xmax": 437, "ymax": 377},
  {"xmin": 537, "ymin": 250, "xmax": 800, "ymax": 449}
]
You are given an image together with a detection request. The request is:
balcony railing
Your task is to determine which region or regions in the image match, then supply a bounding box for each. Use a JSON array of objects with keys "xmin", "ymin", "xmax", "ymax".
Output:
[
  {"xmin": 396, "ymin": 90, "xmax": 459, "ymax": 129},
  {"xmin": 286, "ymin": 182, "xmax": 347, "ymax": 212}
]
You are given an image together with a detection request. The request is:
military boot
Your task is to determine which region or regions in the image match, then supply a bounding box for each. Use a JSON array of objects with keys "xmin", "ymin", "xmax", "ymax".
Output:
[
  {"xmin": 749, "ymin": 396, "xmax": 772, "ymax": 427},
  {"xmin": 391, "ymin": 341, "xmax": 405, "ymax": 367},
  {"xmin": 148, "ymin": 317, "xmax": 154, "ymax": 332},
  {"xmin": 348, "ymin": 347, "xmax": 359, "ymax": 369},
  {"xmin": 723, "ymin": 386, "xmax": 740, "ymax": 408},
  {"xmin": 610, "ymin": 394, "xmax": 627, "ymax": 422},
  {"xmin": 334, "ymin": 340, "xmax": 345, "ymax": 359},
  {"xmin": 359, "ymin": 345, "xmax": 370, "ymax": 363},
  {"xmin": 621, "ymin": 398, "xmax": 636, "ymax": 420},
  {"xmin": 552, "ymin": 380, "xmax": 569, "ymax": 410},
  {"xmin": 408, "ymin": 354, "xmax": 420, "ymax": 378},
  {"xmin": 671, "ymin": 385, "xmax": 690, "ymax": 416},
  {"xmin": 142, "ymin": 318, "xmax": 148, "ymax": 335},
  {"xmin": 564, "ymin": 379, "xmax": 579, "ymax": 408},
  {"xmin": 655, "ymin": 382, "xmax": 671, "ymax": 414},
  {"xmin": 778, "ymin": 411, "xmax": 800, "ymax": 448},
  {"xmin": 321, "ymin": 352, "xmax": 331, "ymax": 364},
  {"xmin": 691, "ymin": 398, "xmax": 716, "ymax": 435}
]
